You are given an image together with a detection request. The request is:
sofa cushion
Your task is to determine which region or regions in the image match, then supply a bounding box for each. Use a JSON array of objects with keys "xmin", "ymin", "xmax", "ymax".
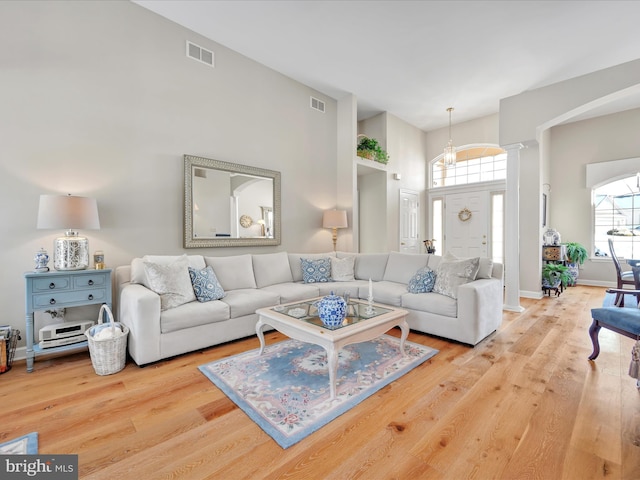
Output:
[
  {"xmin": 316, "ymin": 280, "xmax": 367, "ymax": 297},
  {"xmin": 160, "ymin": 299, "xmax": 230, "ymax": 333},
  {"xmin": 477, "ymin": 258, "xmax": 494, "ymax": 279},
  {"xmin": 288, "ymin": 252, "xmax": 336, "ymax": 282},
  {"xmin": 427, "ymin": 255, "xmax": 442, "ymax": 270},
  {"xmin": 252, "ymin": 252, "xmax": 293, "ymax": 288},
  {"xmin": 205, "ymin": 254, "xmax": 257, "ymax": 291},
  {"xmin": 360, "ymin": 280, "xmax": 406, "ymax": 307},
  {"xmin": 301, "ymin": 257, "xmax": 332, "ymax": 283},
  {"xmin": 407, "ymin": 266, "xmax": 436, "ymax": 294},
  {"xmin": 330, "ymin": 256, "xmax": 355, "ymax": 281},
  {"xmin": 401, "ymin": 291, "xmax": 457, "ymax": 318},
  {"xmin": 433, "ymin": 255, "xmax": 480, "ymax": 299},
  {"xmin": 220, "ymin": 288, "xmax": 280, "ymax": 318},
  {"xmin": 188, "ymin": 266, "xmax": 225, "ymax": 302},
  {"xmin": 131, "ymin": 255, "xmax": 205, "ymax": 287},
  {"xmin": 143, "ymin": 255, "xmax": 196, "ymax": 310},
  {"xmin": 383, "ymin": 252, "xmax": 429, "ymax": 284},
  {"xmin": 354, "ymin": 253, "xmax": 389, "ymax": 281},
  {"xmin": 261, "ymin": 282, "xmax": 320, "ymax": 304}
]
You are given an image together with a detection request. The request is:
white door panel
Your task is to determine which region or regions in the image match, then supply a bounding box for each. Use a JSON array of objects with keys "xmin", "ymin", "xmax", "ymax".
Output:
[
  {"xmin": 445, "ymin": 192, "xmax": 488, "ymax": 257},
  {"xmin": 400, "ymin": 190, "xmax": 419, "ymax": 253}
]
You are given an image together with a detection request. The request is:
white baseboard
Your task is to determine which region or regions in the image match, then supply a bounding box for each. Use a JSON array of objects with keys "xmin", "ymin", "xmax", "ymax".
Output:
[
  {"xmin": 13, "ymin": 346, "xmax": 26, "ymax": 362},
  {"xmin": 520, "ymin": 290, "xmax": 543, "ymax": 299}
]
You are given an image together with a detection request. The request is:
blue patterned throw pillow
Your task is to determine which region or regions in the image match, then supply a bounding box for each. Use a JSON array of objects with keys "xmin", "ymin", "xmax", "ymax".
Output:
[
  {"xmin": 301, "ymin": 257, "xmax": 332, "ymax": 283},
  {"xmin": 188, "ymin": 266, "xmax": 225, "ymax": 302},
  {"xmin": 407, "ymin": 266, "xmax": 436, "ymax": 294}
]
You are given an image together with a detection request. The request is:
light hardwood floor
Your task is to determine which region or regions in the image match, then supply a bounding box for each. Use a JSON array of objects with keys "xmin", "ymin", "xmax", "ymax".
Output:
[{"xmin": 2, "ymin": 285, "xmax": 639, "ymax": 479}]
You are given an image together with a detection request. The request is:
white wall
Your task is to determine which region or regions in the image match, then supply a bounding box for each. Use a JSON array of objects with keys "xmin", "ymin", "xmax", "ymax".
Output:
[
  {"xmin": 1, "ymin": 1, "xmax": 338, "ymax": 347},
  {"xmin": 500, "ymin": 59, "xmax": 640, "ymax": 146},
  {"xmin": 500, "ymin": 60, "xmax": 640, "ymax": 299},
  {"xmin": 385, "ymin": 113, "xmax": 428, "ymax": 250},
  {"xmin": 549, "ymin": 107, "xmax": 640, "ymax": 285},
  {"xmin": 357, "ymin": 112, "xmax": 428, "ymax": 252}
]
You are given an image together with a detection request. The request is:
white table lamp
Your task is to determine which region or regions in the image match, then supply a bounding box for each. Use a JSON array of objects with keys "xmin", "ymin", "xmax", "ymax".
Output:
[
  {"xmin": 37, "ymin": 194, "xmax": 100, "ymax": 270},
  {"xmin": 323, "ymin": 209, "xmax": 348, "ymax": 251}
]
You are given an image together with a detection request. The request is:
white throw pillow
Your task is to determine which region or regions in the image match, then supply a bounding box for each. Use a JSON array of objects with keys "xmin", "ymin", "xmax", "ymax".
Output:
[
  {"xmin": 131, "ymin": 255, "xmax": 206, "ymax": 286},
  {"xmin": 438, "ymin": 251, "xmax": 493, "ymax": 279},
  {"xmin": 330, "ymin": 256, "xmax": 355, "ymax": 281},
  {"xmin": 143, "ymin": 255, "xmax": 196, "ymax": 310},
  {"xmin": 432, "ymin": 253, "xmax": 480, "ymax": 299}
]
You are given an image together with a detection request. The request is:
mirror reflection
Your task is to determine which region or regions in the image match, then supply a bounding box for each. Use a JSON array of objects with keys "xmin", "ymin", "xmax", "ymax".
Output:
[{"xmin": 184, "ymin": 155, "xmax": 281, "ymax": 247}]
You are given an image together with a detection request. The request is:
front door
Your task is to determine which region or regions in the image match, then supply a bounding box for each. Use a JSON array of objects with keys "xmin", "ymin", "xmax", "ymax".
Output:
[{"xmin": 445, "ymin": 191, "xmax": 488, "ymax": 257}]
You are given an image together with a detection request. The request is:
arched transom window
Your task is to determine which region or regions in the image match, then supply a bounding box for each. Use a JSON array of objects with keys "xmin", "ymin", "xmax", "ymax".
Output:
[{"xmin": 431, "ymin": 146, "xmax": 506, "ymax": 188}]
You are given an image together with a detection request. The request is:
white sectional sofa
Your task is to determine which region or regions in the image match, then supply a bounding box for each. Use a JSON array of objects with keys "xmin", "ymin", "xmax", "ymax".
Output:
[{"xmin": 114, "ymin": 251, "xmax": 504, "ymax": 366}]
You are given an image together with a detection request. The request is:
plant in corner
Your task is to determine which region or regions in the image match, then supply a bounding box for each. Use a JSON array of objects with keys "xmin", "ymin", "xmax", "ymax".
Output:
[
  {"xmin": 357, "ymin": 135, "xmax": 389, "ymax": 165},
  {"xmin": 542, "ymin": 262, "xmax": 572, "ymax": 290},
  {"xmin": 563, "ymin": 242, "xmax": 588, "ymax": 286}
]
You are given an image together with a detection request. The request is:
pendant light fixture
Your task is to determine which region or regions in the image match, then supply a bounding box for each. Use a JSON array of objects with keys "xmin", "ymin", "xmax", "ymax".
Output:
[{"xmin": 444, "ymin": 107, "xmax": 456, "ymax": 167}]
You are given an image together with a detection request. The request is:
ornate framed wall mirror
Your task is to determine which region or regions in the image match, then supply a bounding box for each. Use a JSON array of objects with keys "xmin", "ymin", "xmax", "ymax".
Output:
[{"xmin": 184, "ymin": 154, "xmax": 281, "ymax": 247}]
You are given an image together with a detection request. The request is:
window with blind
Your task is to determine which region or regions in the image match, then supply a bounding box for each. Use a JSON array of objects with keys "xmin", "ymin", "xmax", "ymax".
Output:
[{"xmin": 594, "ymin": 174, "xmax": 640, "ymax": 259}]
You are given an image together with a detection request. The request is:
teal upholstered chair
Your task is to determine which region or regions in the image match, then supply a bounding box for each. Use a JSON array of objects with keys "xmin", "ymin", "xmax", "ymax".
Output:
[{"xmin": 589, "ymin": 266, "xmax": 640, "ymax": 361}]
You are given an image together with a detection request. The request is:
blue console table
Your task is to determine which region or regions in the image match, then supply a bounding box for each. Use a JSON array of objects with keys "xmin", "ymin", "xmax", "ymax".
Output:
[{"xmin": 24, "ymin": 269, "xmax": 112, "ymax": 372}]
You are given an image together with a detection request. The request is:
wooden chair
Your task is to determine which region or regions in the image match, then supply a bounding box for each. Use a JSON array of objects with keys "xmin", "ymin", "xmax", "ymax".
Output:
[
  {"xmin": 607, "ymin": 238, "xmax": 635, "ymax": 306},
  {"xmin": 588, "ymin": 266, "xmax": 640, "ymax": 362}
]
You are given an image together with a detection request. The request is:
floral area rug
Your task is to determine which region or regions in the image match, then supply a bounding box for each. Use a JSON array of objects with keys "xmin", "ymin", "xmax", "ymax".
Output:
[
  {"xmin": 0, "ymin": 432, "xmax": 38, "ymax": 454},
  {"xmin": 198, "ymin": 334, "xmax": 438, "ymax": 448}
]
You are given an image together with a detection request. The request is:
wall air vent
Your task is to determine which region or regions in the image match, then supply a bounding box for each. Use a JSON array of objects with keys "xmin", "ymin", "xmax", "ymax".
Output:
[
  {"xmin": 186, "ymin": 41, "xmax": 214, "ymax": 67},
  {"xmin": 310, "ymin": 96, "xmax": 325, "ymax": 113}
]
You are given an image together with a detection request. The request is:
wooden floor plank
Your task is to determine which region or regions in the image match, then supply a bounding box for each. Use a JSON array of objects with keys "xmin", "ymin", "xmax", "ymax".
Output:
[{"xmin": 2, "ymin": 286, "xmax": 639, "ymax": 479}]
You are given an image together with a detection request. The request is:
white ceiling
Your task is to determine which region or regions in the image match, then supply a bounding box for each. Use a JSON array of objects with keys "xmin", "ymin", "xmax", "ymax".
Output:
[{"xmin": 133, "ymin": 0, "xmax": 640, "ymax": 132}]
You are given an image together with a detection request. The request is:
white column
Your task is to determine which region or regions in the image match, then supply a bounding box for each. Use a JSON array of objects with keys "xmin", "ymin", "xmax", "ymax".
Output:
[
  {"xmin": 502, "ymin": 143, "xmax": 525, "ymax": 312},
  {"xmin": 337, "ymin": 94, "xmax": 358, "ymax": 251}
]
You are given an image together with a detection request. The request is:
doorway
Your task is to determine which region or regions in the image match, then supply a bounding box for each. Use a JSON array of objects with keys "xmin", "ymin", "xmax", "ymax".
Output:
[
  {"xmin": 445, "ymin": 191, "xmax": 488, "ymax": 257},
  {"xmin": 399, "ymin": 189, "xmax": 420, "ymax": 253}
]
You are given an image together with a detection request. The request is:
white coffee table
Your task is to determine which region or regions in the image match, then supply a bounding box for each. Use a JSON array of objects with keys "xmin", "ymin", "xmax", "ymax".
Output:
[{"xmin": 255, "ymin": 298, "xmax": 409, "ymax": 399}]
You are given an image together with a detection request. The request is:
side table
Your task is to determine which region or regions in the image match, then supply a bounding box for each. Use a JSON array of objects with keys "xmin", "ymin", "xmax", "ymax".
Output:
[{"xmin": 24, "ymin": 269, "xmax": 112, "ymax": 372}]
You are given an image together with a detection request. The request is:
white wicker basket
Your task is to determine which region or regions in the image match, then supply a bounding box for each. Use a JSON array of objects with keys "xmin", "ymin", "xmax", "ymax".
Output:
[{"xmin": 85, "ymin": 304, "xmax": 129, "ymax": 376}]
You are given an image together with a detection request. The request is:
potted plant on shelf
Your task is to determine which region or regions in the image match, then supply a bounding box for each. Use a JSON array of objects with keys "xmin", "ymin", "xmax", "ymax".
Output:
[
  {"xmin": 542, "ymin": 262, "xmax": 572, "ymax": 292},
  {"xmin": 563, "ymin": 242, "xmax": 588, "ymax": 286},
  {"xmin": 357, "ymin": 135, "xmax": 389, "ymax": 165}
]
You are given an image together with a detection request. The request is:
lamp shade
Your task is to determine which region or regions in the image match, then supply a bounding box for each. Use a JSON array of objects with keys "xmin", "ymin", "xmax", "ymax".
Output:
[
  {"xmin": 322, "ymin": 210, "xmax": 348, "ymax": 229},
  {"xmin": 37, "ymin": 195, "xmax": 100, "ymax": 230},
  {"xmin": 37, "ymin": 194, "xmax": 100, "ymax": 271}
]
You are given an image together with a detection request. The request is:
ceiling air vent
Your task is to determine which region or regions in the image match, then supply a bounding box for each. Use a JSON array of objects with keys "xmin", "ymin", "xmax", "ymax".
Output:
[
  {"xmin": 310, "ymin": 96, "xmax": 325, "ymax": 113},
  {"xmin": 186, "ymin": 41, "xmax": 214, "ymax": 67}
]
